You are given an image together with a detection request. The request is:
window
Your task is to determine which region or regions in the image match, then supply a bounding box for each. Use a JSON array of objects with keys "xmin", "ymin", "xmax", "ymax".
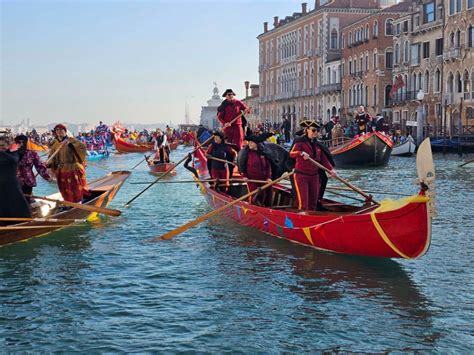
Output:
[
  {"xmin": 435, "ymin": 69, "xmax": 441, "ymax": 92},
  {"xmin": 404, "ymin": 41, "xmax": 409, "ymax": 62},
  {"xmin": 467, "ymin": 107, "xmax": 474, "ymax": 119},
  {"xmin": 456, "ymin": 72, "xmax": 462, "ymax": 93},
  {"xmin": 349, "ymin": 60, "xmax": 352, "ymax": 74},
  {"xmin": 385, "ymin": 50, "xmax": 393, "ymax": 69},
  {"xmin": 436, "ymin": 38, "xmax": 444, "ymax": 55},
  {"xmin": 449, "ymin": 0, "xmax": 455, "ymax": 15},
  {"xmin": 456, "ymin": 0, "xmax": 462, "ymax": 12},
  {"xmin": 411, "ymin": 43, "xmax": 420, "ymax": 65},
  {"xmin": 423, "ymin": 2, "xmax": 435, "ymax": 23},
  {"xmin": 365, "ymin": 54, "xmax": 369, "ymax": 71},
  {"xmin": 373, "ymin": 21, "xmax": 378, "ymax": 37},
  {"xmin": 349, "ymin": 32, "xmax": 353, "ymax": 46},
  {"xmin": 393, "ymin": 111, "xmax": 400, "ymax": 123},
  {"xmin": 373, "ymin": 85, "xmax": 377, "ymax": 106},
  {"xmin": 423, "ymin": 42, "xmax": 430, "ymax": 59},
  {"xmin": 425, "ymin": 70, "xmax": 430, "ymax": 93},
  {"xmin": 385, "ymin": 19, "xmax": 393, "ymax": 35},
  {"xmin": 342, "ymin": 34, "xmax": 345, "ymax": 49},
  {"xmin": 331, "ymin": 29, "xmax": 338, "ymax": 49},
  {"xmin": 395, "ymin": 44, "xmax": 400, "ymax": 64},
  {"xmin": 396, "ymin": 23, "xmax": 401, "ymax": 35},
  {"xmin": 456, "ymin": 30, "xmax": 461, "ymax": 47},
  {"xmin": 403, "ymin": 21, "xmax": 409, "ymax": 32},
  {"xmin": 472, "ymin": 71, "xmax": 474, "ymax": 98},
  {"xmin": 365, "ymin": 24, "xmax": 369, "ymax": 40},
  {"xmin": 463, "ymin": 71, "xmax": 470, "ymax": 99},
  {"xmin": 469, "ymin": 0, "xmax": 474, "ymax": 9},
  {"xmin": 469, "ymin": 26, "xmax": 474, "ymax": 48},
  {"xmin": 414, "ymin": 15, "xmax": 420, "ymax": 27}
]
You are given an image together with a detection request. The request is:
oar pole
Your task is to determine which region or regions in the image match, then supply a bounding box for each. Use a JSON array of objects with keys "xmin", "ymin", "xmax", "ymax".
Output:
[
  {"xmin": 459, "ymin": 159, "xmax": 474, "ymax": 167},
  {"xmin": 306, "ymin": 155, "xmax": 377, "ymax": 204},
  {"xmin": 29, "ymin": 195, "xmax": 121, "ymax": 217},
  {"xmin": 206, "ymin": 156, "xmax": 237, "ymax": 166},
  {"xmin": 35, "ymin": 141, "xmax": 66, "ymax": 177},
  {"xmin": 124, "ymin": 135, "xmax": 215, "ymax": 207},
  {"xmin": 153, "ymin": 171, "xmax": 294, "ymax": 241}
]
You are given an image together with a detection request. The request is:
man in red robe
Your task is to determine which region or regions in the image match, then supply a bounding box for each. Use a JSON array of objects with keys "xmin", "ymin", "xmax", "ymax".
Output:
[{"xmin": 217, "ymin": 89, "xmax": 250, "ymax": 150}]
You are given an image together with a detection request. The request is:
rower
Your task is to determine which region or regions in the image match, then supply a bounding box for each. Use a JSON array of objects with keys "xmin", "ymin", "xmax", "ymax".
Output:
[
  {"xmin": 154, "ymin": 129, "xmax": 170, "ymax": 164},
  {"xmin": 0, "ymin": 136, "xmax": 32, "ymax": 221},
  {"xmin": 205, "ymin": 130, "xmax": 236, "ymax": 193},
  {"xmin": 238, "ymin": 133, "xmax": 273, "ymax": 207},
  {"xmin": 14, "ymin": 134, "xmax": 51, "ymax": 202},
  {"xmin": 289, "ymin": 120, "xmax": 336, "ymax": 211},
  {"xmin": 217, "ymin": 89, "xmax": 250, "ymax": 150},
  {"xmin": 48, "ymin": 124, "xmax": 89, "ymax": 203}
]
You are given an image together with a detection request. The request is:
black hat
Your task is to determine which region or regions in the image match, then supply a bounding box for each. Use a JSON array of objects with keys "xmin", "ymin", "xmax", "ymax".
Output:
[
  {"xmin": 212, "ymin": 130, "xmax": 225, "ymax": 140},
  {"xmin": 299, "ymin": 119, "xmax": 321, "ymax": 129},
  {"xmin": 245, "ymin": 132, "xmax": 273, "ymax": 143},
  {"xmin": 222, "ymin": 89, "xmax": 236, "ymax": 98},
  {"xmin": 14, "ymin": 134, "xmax": 28, "ymax": 143}
]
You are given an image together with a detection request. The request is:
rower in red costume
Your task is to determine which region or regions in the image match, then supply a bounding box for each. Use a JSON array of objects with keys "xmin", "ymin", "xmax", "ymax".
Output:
[
  {"xmin": 217, "ymin": 89, "xmax": 250, "ymax": 150},
  {"xmin": 289, "ymin": 120, "xmax": 336, "ymax": 211},
  {"xmin": 205, "ymin": 131, "xmax": 237, "ymax": 193}
]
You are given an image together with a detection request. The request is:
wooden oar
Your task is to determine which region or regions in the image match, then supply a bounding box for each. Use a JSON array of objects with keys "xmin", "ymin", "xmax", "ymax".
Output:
[
  {"xmin": 28, "ymin": 195, "xmax": 121, "ymax": 217},
  {"xmin": 131, "ymin": 154, "xmax": 151, "ymax": 170},
  {"xmin": 152, "ymin": 171, "xmax": 294, "ymax": 241},
  {"xmin": 305, "ymin": 155, "xmax": 378, "ymax": 204},
  {"xmin": 207, "ymin": 156, "xmax": 237, "ymax": 166},
  {"xmin": 0, "ymin": 217, "xmax": 86, "ymax": 222},
  {"xmin": 459, "ymin": 159, "xmax": 474, "ymax": 167},
  {"xmin": 34, "ymin": 141, "xmax": 67, "ymax": 177},
  {"xmin": 0, "ymin": 225, "xmax": 84, "ymax": 230},
  {"xmin": 325, "ymin": 186, "xmax": 411, "ymax": 197},
  {"xmin": 130, "ymin": 178, "xmax": 268, "ymax": 185}
]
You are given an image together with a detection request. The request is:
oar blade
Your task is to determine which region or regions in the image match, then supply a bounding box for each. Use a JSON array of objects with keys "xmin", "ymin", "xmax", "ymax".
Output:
[{"xmin": 416, "ymin": 138, "xmax": 437, "ymax": 217}]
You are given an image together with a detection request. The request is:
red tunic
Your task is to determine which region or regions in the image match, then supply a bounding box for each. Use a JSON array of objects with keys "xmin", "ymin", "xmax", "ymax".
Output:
[
  {"xmin": 217, "ymin": 99, "xmax": 248, "ymax": 149},
  {"xmin": 242, "ymin": 150, "xmax": 272, "ymax": 206}
]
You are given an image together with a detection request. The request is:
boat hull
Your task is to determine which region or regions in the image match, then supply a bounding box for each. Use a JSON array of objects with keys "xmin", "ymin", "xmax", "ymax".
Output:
[
  {"xmin": 0, "ymin": 171, "xmax": 130, "ymax": 246},
  {"xmin": 169, "ymin": 142, "xmax": 179, "ymax": 150},
  {"xmin": 148, "ymin": 162, "xmax": 177, "ymax": 176},
  {"xmin": 330, "ymin": 132, "xmax": 393, "ymax": 168},
  {"xmin": 392, "ymin": 137, "xmax": 416, "ymax": 157},
  {"xmin": 87, "ymin": 150, "xmax": 110, "ymax": 160},
  {"xmin": 114, "ymin": 138, "xmax": 153, "ymax": 153}
]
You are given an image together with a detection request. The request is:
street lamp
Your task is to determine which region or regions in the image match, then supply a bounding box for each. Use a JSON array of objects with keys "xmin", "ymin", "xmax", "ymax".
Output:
[{"xmin": 416, "ymin": 89, "xmax": 425, "ymax": 144}]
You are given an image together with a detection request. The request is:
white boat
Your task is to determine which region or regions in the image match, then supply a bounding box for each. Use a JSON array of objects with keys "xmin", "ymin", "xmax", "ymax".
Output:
[{"xmin": 392, "ymin": 136, "xmax": 416, "ymax": 156}]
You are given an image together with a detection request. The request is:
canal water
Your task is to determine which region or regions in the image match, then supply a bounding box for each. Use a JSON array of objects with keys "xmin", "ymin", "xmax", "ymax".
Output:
[{"xmin": 1, "ymin": 147, "xmax": 473, "ymax": 352}]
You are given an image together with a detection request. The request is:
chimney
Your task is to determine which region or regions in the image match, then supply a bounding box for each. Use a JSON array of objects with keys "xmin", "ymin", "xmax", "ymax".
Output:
[
  {"xmin": 273, "ymin": 16, "xmax": 279, "ymax": 28},
  {"xmin": 244, "ymin": 81, "xmax": 250, "ymax": 98},
  {"xmin": 315, "ymin": 0, "xmax": 320, "ymax": 9},
  {"xmin": 302, "ymin": 2, "xmax": 308, "ymax": 14},
  {"xmin": 264, "ymin": 22, "xmax": 268, "ymax": 33}
]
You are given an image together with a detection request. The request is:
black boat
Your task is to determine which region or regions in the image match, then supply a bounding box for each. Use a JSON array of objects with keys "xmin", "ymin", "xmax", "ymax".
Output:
[{"xmin": 328, "ymin": 131, "xmax": 393, "ymax": 168}]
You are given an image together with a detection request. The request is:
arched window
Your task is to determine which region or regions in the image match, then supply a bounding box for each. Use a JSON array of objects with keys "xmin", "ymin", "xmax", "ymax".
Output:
[
  {"xmin": 450, "ymin": 32, "xmax": 455, "ymax": 47},
  {"xmin": 327, "ymin": 67, "xmax": 331, "ymax": 84},
  {"xmin": 385, "ymin": 19, "xmax": 393, "ymax": 35},
  {"xmin": 395, "ymin": 43, "xmax": 400, "ymax": 64},
  {"xmin": 331, "ymin": 29, "xmax": 338, "ymax": 49},
  {"xmin": 365, "ymin": 53, "xmax": 369, "ymax": 71},
  {"xmin": 342, "ymin": 34, "xmax": 345, "ymax": 49},
  {"xmin": 435, "ymin": 68, "xmax": 441, "ymax": 92},
  {"xmin": 373, "ymin": 85, "xmax": 377, "ymax": 106},
  {"xmin": 471, "ymin": 70, "xmax": 474, "ymax": 97},
  {"xmin": 385, "ymin": 48, "xmax": 393, "ymax": 69},
  {"xmin": 456, "ymin": 72, "xmax": 462, "ymax": 92},
  {"xmin": 456, "ymin": 29, "xmax": 461, "ymax": 47},
  {"xmin": 373, "ymin": 20, "xmax": 378, "ymax": 37},
  {"xmin": 385, "ymin": 85, "xmax": 392, "ymax": 106},
  {"xmin": 373, "ymin": 49, "xmax": 378, "ymax": 69},
  {"xmin": 463, "ymin": 70, "xmax": 470, "ymax": 98},
  {"xmin": 349, "ymin": 59, "xmax": 352, "ymax": 74},
  {"xmin": 412, "ymin": 72, "xmax": 417, "ymax": 92},
  {"xmin": 404, "ymin": 41, "xmax": 409, "ymax": 62},
  {"xmin": 418, "ymin": 72, "xmax": 422, "ymax": 90},
  {"xmin": 365, "ymin": 24, "xmax": 369, "ymax": 40},
  {"xmin": 425, "ymin": 70, "xmax": 430, "ymax": 93},
  {"xmin": 447, "ymin": 72, "xmax": 454, "ymax": 93},
  {"xmin": 349, "ymin": 32, "xmax": 353, "ymax": 46}
]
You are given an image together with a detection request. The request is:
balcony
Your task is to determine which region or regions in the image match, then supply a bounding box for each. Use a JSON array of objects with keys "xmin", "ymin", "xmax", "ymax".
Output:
[
  {"xmin": 319, "ymin": 83, "xmax": 342, "ymax": 94},
  {"xmin": 443, "ymin": 48, "xmax": 461, "ymax": 61},
  {"xmin": 389, "ymin": 91, "xmax": 418, "ymax": 105},
  {"xmin": 326, "ymin": 49, "xmax": 342, "ymax": 62},
  {"xmin": 350, "ymin": 71, "xmax": 364, "ymax": 79}
]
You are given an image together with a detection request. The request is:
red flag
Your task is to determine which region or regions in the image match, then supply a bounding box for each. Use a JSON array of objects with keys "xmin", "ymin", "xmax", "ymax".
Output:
[{"xmin": 389, "ymin": 75, "xmax": 405, "ymax": 98}]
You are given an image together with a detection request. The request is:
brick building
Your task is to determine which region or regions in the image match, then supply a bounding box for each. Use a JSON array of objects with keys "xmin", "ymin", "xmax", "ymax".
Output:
[
  {"xmin": 341, "ymin": 1, "xmax": 412, "ymax": 125},
  {"xmin": 442, "ymin": 0, "xmax": 474, "ymax": 136},
  {"xmin": 257, "ymin": 0, "xmax": 395, "ymax": 132}
]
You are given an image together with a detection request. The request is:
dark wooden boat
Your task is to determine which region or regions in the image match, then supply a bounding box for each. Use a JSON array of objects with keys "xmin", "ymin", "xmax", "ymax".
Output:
[
  {"xmin": 190, "ymin": 150, "xmax": 431, "ymax": 259},
  {"xmin": 0, "ymin": 171, "xmax": 130, "ymax": 247},
  {"xmin": 114, "ymin": 137, "xmax": 154, "ymax": 153},
  {"xmin": 328, "ymin": 131, "xmax": 393, "ymax": 168},
  {"xmin": 147, "ymin": 161, "xmax": 177, "ymax": 176}
]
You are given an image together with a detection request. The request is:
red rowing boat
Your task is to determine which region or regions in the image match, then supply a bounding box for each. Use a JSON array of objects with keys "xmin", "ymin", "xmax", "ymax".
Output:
[
  {"xmin": 169, "ymin": 141, "xmax": 179, "ymax": 150},
  {"xmin": 147, "ymin": 161, "xmax": 177, "ymax": 176},
  {"xmin": 191, "ymin": 148, "xmax": 432, "ymax": 259},
  {"xmin": 114, "ymin": 137, "xmax": 154, "ymax": 153}
]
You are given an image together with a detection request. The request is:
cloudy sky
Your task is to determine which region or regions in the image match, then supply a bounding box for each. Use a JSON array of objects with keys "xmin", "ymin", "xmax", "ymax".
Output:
[{"xmin": 1, "ymin": 0, "xmax": 303, "ymax": 126}]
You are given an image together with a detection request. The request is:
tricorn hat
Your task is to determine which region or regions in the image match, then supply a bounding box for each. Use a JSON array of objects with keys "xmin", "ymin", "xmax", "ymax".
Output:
[
  {"xmin": 212, "ymin": 130, "xmax": 225, "ymax": 140},
  {"xmin": 299, "ymin": 119, "xmax": 321, "ymax": 129},
  {"xmin": 14, "ymin": 134, "xmax": 28, "ymax": 143},
  {"xmin": 222, "ymin": 89, "xmax": 236, "ymax": 98},
  {"xmin": 245, "ymin": 132, "xmax": 273, "ymax": 143}
]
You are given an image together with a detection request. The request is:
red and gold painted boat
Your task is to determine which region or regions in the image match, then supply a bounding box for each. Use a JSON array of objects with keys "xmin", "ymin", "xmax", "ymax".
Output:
[
  {"xmin": 328, "ymin": 131, "xmax": 393, "ymax": 168},
  {"xmin": 169, "ymin": 141, "xmax": 179, "ymax": 150},
  {"xmin": 147, "ymin": 161, "xmax": 177, "ymax": 176},
  {"xmin": 0, "ymin": 171, "xmax": 130, "ymax": 246},
  {"xmin": 191, "ymin": 151, "xmax": 431, "ymax": 259},
  {"xmin": 114, "ymin": 137, "xmax": 154, "ymax": 153}
]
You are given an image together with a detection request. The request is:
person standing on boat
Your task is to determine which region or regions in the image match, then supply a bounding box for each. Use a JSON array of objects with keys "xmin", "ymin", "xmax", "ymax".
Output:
[
  {"xmin": 48, "ymin": 124, "xmax": 89, "ymax": 203},
  {"xmin": 217, "ymin": 89, "xmax": 250, "ymax": 150},
  {"xmin": 355, "ymin": 106, "xmax": 371, "ymax": 135},
  {"xmin": 206, "ymin": 131, "xmax": 236, "ymax": 193},
  {"xmin": 289, "ymin": 120, "xmax": 336, "ymax": 211},
  {"xmin": 238, "ymin": 134, "xmax": 273, "ymax": 207},
  {"xmin": 14, "ymin": 135, "xmax": 51, "ymax": 201},
  {"xmin": 154, "ymin": 129, "xmax": 170, "ymax": 164},
  {"xmin": 0, "ymin": 136, "xmax": 32, "ymax": 220}
]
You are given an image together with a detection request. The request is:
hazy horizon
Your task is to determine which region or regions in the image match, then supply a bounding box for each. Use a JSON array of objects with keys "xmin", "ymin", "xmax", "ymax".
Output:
[{"xmin": 1, "ymin": 0, "xmax": 302, "ymax": 127}]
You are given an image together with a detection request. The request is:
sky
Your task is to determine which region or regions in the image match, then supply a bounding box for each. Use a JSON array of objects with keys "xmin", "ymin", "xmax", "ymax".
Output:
[{"xmin": 1, "ymin": 0, "xmax": 304, "ymax": 126}]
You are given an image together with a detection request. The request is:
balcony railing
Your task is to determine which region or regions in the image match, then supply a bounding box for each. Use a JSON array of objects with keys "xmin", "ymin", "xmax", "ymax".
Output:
[
  {"xmin": 350, "ymin": 71, "xmax": 364, "ymax": 78},
  {"xmin": 319, "ymin": 83, "xmax": 342, "ymax": 94},
  {"xmin": 443, "ymin": 48, "xmax": 461, "ymax": 61},
  {"xmin": 388, "ymin": 90, "xmax": 418, "ymax": 105}
]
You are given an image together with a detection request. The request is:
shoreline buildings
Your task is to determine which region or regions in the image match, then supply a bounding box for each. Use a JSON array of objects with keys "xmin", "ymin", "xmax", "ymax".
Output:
[{"xmin": 257, "ymin": 0, "xmax": 474, "ymax": 137}]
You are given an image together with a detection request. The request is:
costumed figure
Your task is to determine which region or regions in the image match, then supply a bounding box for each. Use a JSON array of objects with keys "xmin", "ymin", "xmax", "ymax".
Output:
[
  {"xmin": 14, "ymin": 135, "xmax": 51, "ymax": 201},
  {"xmin": 153, "ymin": 129, "xmax": 170, "ymax": 164},
  {"xmin": 217, "ymin": 89, "xmax": 250, "ymax": 150},
  {"xmin": 289, "ymin": 120, "xmax": 336, "ymax": 211},
  {"xmin": 238, "ymin": 133, "xmax": 273, "ymax": 207},
  {"xmin": 205, "ymin": 131, "xmax": 237, "ymax": 193},
  {"xmin": 0, "ymin": 136, "xmax": 32, "ymax": 221},
  {"xmin": 48, "ymin": 124, "xmax": 89, "ymax": 203},
  {"xmin": 355, "ymin": 106, "xmax": 371, "ymax": 135}
]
